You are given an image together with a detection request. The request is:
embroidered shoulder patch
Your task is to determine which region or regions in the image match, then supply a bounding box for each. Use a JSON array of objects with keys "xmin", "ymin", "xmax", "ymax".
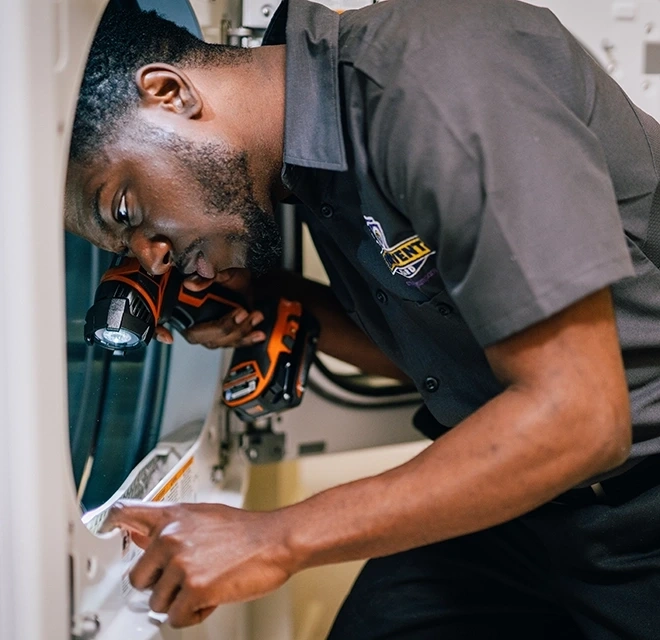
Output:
[{"xmin": 364, "ymin": 216, "xmax": 436, "ymax": 279}]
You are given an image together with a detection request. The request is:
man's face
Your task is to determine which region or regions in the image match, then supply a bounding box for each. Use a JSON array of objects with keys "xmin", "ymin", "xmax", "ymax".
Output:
[{"xmin": 66, "ymin": 124, "xmax": 282, "ymax": 279}]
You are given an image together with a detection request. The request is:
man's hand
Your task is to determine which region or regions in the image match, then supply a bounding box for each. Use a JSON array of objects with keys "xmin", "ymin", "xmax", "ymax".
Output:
[
  {"xmin": 155, "ymin": 269, "xmax": 266, "ymax": 349},
  {"xmin": 100, "ymin": 501, "xmax": 294, "ymax": 628}
]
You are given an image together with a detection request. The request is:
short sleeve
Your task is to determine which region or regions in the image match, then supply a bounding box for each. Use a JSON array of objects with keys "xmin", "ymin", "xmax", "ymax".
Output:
[{"xmin": 366, "ymin": 38, "xmax": 635, "ymax": 346}]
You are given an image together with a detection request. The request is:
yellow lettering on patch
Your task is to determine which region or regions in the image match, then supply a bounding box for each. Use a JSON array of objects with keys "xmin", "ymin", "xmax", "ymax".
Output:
[{"xmin": 383, "ymin": 237, "xmax": 432, "ymax": 273}]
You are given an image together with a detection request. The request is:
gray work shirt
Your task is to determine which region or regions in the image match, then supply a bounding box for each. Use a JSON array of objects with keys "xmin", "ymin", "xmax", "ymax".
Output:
[{"xmin": 263, "ymin": 0, "xmax": 660, "ymax": 467}]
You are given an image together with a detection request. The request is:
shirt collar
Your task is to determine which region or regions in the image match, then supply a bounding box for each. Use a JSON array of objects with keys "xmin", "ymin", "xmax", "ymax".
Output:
[{"xmin": 263, "ymin": 0, "xmax": 348, "ymax": 173}]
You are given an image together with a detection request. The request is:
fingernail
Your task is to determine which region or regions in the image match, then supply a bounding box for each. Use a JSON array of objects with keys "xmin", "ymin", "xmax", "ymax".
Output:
[
  {"xmin": 156, "ymin": 334, "xmax": 173, "ymax": 345},
  {"xmin": 251, "ymin": 332, "xmax": 266, "ymax": 343},
  {"xmin": 234, "ymin": 309, "xmax": 248, "ymax": 324},
  {"xmin": 251, "ymin": 312, "xmax": 264, "ymax": 327}
]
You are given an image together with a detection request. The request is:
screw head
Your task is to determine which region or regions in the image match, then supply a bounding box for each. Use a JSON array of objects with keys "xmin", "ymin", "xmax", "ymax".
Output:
[
  {"xmin": 81, "ymin": 615, "xmax": 100, "ymax": 634},
  {"xmin": 211, "ymin": 466, "xmax": 224, "ymax": 483}
]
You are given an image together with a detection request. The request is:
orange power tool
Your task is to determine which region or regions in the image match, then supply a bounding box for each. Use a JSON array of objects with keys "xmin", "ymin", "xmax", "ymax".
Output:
[{"xmin": 84, "ymin": 255, "xmax": 319, "ymax": 421}]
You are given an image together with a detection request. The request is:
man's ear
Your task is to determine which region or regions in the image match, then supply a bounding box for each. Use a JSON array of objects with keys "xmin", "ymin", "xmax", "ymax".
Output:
[{"xmin": 135, "ymin": 63, "xmax": 202, "ymax": 118}]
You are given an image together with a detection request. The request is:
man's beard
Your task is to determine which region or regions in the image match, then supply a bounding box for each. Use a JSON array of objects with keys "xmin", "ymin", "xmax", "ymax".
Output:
[{"xmin": 163, "ymin": 133, "xmax": 282, "ymax": 276}]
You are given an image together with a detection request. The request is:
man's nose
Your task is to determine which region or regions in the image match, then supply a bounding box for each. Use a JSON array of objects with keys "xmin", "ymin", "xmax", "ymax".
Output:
[{"xmin": 129, "ymin": 233, "xmax": 173, "ymax": 276}]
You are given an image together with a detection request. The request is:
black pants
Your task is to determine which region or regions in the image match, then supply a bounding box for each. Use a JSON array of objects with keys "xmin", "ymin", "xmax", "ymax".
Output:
[{"xmin": 328, "ymin": 465, "xmax": 660, "ymax": 639}]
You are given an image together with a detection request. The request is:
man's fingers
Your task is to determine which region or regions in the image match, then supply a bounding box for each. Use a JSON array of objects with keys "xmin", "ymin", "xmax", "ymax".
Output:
[
  {"xmin": 129, "ymin": 523, "xmax": 178, "ymax": 591},
  {"xmin": 166, "ymin": 588, "xmax": 216, "ymax": 629},
  {"xmin": 148, "ymin": 563, "xmax": 183, "ymax": 613},
  {"xmin": 155, "ymin": 326, "xmax": 174, "ymax": 344},
  {"xmin": 130, "ymin": 561, "xmax": 163, "ymax": 591},
  {"xmin": 158, "ymin": 306, "xmax": 266, "ymax": 347},
  {"xmin": 99, "ymin": 500, "xmax": 166, "ymax": 537},
  {"xmin": 183, "ymin": 310, "xmax": 266, "ymax": 349},
  {"xmin": 129, "ymin": 531, "xmax": 152, "ymax": 550},
  {"xmin": 195, "ymin": 606, "xmax": 217, "ymax": 626},
  {"xmin": 129, "ymin": 552, "xmax": 165, "ymax": 592}
]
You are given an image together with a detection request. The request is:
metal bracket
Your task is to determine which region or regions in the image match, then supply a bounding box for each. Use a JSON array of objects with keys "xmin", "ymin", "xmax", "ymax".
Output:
[
  {"xmin": 240, "ymin": 422, "xmax": 286, "ymax": 464},
  {"xmin": 71, "ymin": 613, "xmax": 100, "ymax": 640}
]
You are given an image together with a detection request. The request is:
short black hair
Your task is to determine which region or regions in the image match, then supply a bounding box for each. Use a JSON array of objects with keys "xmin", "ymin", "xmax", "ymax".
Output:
[{"xmin": 70, "ymin": 6, "xmax": 250, "ymax": 163}]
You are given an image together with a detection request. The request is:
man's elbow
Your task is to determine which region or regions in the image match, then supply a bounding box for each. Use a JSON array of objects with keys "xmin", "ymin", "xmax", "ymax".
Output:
[
  {"xmin": 577, "ymin": 391, "xmax": 632, "ymax": 474},
  {"xmin": 536, "ymin": 377, "xmax": 632, "ymax": 481}
]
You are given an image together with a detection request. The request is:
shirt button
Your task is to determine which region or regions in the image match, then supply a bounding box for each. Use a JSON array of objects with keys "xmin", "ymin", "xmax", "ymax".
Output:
[
  {"xmin": 320, "ymin": 203, "xmax": 334, "ymax": 218},
  {"xmin": 376, "ymin": 289, "xmax": 388, "ymax": 304},
  {"xmin": 437, "ymin": 303, "xmax": 453, "ymax": 317},
  {"xmin": 424, "ymin": 376, "xmax": 440, "ymax": 392}
]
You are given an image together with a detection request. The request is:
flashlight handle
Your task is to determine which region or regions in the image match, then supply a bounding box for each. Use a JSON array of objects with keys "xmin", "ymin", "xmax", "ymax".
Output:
[{"xmin": 166, "ymin": 281, "xmax": 248, "ymax": 333}]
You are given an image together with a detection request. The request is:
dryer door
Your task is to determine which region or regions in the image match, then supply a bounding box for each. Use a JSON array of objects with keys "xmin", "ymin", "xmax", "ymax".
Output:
[{"xmin": 61, "ymin": 3, "xmax": 251, "ymax": 640}]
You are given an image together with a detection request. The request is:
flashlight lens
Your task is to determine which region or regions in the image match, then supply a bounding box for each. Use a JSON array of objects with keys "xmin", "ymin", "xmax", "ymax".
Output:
[{"xmin": 95, "ymin": 328, "xmax": 141, "ymax": 349}]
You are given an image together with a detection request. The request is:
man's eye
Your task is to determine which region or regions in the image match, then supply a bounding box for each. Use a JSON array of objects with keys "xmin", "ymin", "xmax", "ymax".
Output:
[{"xmin": 116, "ymin": 194, "xmax": 130, "ymax": 227}]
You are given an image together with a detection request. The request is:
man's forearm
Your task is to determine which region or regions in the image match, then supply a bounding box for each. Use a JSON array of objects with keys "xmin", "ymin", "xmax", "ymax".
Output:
[
  {"xmin": 269, "ymin": 288, "xmax": 631, "ymax": 572},
  {"xmin": 277, "ymin": 382, "xmax": 627, "ymax": 572}
]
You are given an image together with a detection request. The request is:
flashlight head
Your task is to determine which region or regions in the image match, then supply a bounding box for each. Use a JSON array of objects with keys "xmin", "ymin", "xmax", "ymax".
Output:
[
  {"xmin": 85, "ymin": 255, "xmax": 244, "ymax": 354},
  {"xmin": 84, "ymin": 280, "xmax": 157, "ymax": 352}
]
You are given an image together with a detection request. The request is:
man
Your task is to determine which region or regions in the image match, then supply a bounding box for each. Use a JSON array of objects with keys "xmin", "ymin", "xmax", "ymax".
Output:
[{"xmin": 65, "ymin": 0, "xmax": 660, "ymax": 636}]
